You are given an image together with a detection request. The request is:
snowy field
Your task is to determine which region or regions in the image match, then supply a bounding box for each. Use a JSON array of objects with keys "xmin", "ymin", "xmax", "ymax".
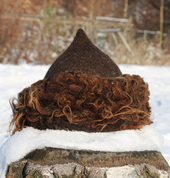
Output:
[{"xmin": 0, "ymin": 63, "xmax": 170, "ymax": 166}]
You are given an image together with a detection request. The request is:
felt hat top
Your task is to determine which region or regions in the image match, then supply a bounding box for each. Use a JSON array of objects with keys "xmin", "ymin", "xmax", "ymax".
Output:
[{"xmin": 44, "ymin": 29, "xmax": 122, "ymax": 79}]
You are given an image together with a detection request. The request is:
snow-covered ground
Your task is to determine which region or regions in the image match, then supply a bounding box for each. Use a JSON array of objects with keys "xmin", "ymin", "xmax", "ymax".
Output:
[{"xmin": 0, "ymin": 63, "xmax": 170, "ymax": 165}]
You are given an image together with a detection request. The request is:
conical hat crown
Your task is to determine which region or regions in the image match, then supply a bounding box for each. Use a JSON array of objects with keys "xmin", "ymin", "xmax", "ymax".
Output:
[{"xmin": 45, "ymin": 29, "xmax": 122, "ymax": 79}]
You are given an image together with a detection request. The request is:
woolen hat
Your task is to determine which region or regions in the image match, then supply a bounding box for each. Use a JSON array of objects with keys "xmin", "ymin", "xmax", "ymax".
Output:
[
  {"xmin": 9, "ymin": 28, "xmax": 152, "ymax": 134},
  {"xmin": 44, "ymin": 29, "xmax": 122, "ymax": 79}
]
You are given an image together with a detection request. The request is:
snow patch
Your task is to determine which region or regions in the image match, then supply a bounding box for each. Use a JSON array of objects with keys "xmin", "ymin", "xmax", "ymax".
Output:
[{"xmin": 0, "ymin": 125, "xmax": 163, "ymax": 178}]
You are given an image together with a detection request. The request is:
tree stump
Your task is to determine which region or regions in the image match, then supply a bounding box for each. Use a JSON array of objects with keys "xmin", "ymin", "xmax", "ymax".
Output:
[{"xmin": 6, "ymin": 147, "xmax": 170, "ymax": 178}]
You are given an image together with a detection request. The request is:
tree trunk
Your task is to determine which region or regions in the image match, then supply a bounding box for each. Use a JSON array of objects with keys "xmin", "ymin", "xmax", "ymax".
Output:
[{"xmin": 6, "ymin": 147, "xmax": 170, "ymax": 178}]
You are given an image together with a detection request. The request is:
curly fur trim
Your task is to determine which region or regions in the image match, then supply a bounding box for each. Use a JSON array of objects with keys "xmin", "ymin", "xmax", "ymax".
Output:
[{"xmin": 9, "ymin": 71, "xmax": 152, "ymax": 134}]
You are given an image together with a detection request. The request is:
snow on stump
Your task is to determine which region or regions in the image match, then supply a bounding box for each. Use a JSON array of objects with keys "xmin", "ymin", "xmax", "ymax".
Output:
[
  {"xmin": 4, "ymin": 29, "xmax": 169, "ymax": 178},
  {"xmin": 6, "ymin": 148, "xmax": 170, "ymax": 178}
]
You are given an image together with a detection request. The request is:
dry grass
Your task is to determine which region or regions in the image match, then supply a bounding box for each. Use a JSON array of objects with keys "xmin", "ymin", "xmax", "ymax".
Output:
[
  {"xmin": 103, "ymin": 31, "xmax": 170, "ymax": 66},
  {"xmin": 0, "ymin": 0, "xmax": 170, "ymax": 66}
]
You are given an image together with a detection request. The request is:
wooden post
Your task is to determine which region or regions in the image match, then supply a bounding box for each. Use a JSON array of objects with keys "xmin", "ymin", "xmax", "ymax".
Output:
[
  {"xmin": 118, "ymin": 31, "xmax": 134, "ymax": 56},
  {"xmin": 90, "ymin": 0, "xmax": 95, "ymax": 20},
  {"xmin": 6, "ymin": 148, "xmax": 170, "ymax": 178},
  {"xmin": 112, "ymin": 33, "xmax": 118, "ymax": 46},
  {"xmin": 123, "ymin": 0, "xmax": 128, "ymax": 18},
  {"xmin": 159, "ymin": 0, "xmax": 164, "ymax": 49}
]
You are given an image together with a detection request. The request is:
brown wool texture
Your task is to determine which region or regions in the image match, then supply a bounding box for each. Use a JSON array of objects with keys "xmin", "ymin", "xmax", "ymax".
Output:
[
  {"xmin": 44, "ymin": 29, "xmax": 122, "ymax": 79},
  {"xmin": 9, "ymin": 71, "xmax": 152, "ymax": 134}
]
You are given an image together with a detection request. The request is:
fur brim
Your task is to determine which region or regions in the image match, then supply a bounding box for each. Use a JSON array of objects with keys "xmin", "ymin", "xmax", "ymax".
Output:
[{"xmin": 10, "ymin": 71, "xmax": 152, "ymax": 134}]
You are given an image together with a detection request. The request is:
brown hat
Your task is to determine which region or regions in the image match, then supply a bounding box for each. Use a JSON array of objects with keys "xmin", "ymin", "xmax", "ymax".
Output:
[
  {"xmin": 9, "ymin": 29, "xmax": 152, "ymax": 134},
  {"xmin": 44, "ymin": 29, "xmax": 122, "ymax": 79}
]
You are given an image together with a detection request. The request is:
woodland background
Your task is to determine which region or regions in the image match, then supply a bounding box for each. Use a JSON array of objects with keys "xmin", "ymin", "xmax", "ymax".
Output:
[{"xmin": 0, "ymin": 0, "xmax": 170, "ymax": 65}]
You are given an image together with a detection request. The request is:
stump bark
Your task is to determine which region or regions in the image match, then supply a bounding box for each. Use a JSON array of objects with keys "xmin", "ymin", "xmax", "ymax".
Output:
[{"xmin": 6, "ymin": 147, "xmax": 170, "ymax": 178}]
